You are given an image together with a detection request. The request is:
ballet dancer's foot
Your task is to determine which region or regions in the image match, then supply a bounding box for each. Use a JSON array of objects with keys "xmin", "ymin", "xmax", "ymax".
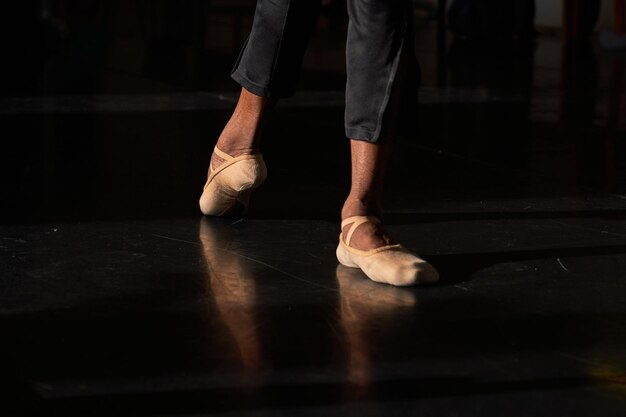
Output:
[
  {"xmin": 337, "ymin": 139, "xmax": 439, "ymax": 286},
  {"xmin": 199, "ymin": 88, "xmax": 274, "ymax": 216},
  {"xmin": 337, "ymin": 200, "xmax": 439, "ymax": 286},
  {"xmin": 340, "ymin": 198, "xmax": 394, "ymax": 251}
]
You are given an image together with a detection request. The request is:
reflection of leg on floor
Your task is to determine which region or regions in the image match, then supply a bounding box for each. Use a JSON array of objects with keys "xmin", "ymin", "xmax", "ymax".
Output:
[
  {"xmin": 336, "ymin": 264, "xmax": 417, "ymax": 388},
  {"xmin": 199, "ymin": 218, "xmax": 263, "ymax": 370}
]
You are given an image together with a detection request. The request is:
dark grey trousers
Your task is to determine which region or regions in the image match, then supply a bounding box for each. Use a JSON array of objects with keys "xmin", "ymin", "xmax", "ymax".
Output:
[{"xmin": 231, "ymin": 0, "xmax": 418, "ymax": 143}]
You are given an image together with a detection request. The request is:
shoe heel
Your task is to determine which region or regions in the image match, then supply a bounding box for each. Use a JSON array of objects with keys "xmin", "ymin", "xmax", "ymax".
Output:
[
  {"xmin": 336, "ymin": 243, "xmax": 359, "ymax": 268},
  {"xmin": 226, "ymin": 157, "xmax": 267, "ymax": 192}
]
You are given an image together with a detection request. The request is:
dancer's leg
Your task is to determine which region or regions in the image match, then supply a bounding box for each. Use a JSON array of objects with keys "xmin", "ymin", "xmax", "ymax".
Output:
[
  {"xmin": 200, "ymin": 0, "xmax": 322, "ymax": 216},
  {"xmin": 341, "ymin": 139, "xmax": 394, "ymax": 251},
  {"xmin": 340, "ymin": 86, "xmax": 404, "ymax": 250},
  {"xmin": 341, "ymin": 0, "xmax": 410, "ymax": 250},
  {"xmin": 338, "ymin": 0, "xmax": 439, "ymax": 285},
  {"xmin": 210, "ymin": 88, "xmax": 275, "ymax": 171},
  {"xmin": 212, "ymin": 0, "xmax": 322, "ymax": 169}
]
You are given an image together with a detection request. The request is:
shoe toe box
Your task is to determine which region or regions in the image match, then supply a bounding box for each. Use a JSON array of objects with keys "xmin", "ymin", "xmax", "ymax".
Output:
[{"xmin": 365, "ymin": 250, "xmax": 440, "ymax": 286}]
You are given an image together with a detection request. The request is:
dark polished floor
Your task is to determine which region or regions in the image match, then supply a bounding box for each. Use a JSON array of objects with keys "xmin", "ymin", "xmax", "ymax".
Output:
[{"xmin": 2, "ymin": 2, "xmax": 626, "ymax": 416}]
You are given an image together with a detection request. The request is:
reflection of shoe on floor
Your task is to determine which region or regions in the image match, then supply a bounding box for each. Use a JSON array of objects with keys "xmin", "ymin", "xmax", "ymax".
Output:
[
  {"xmin": 198, "ymin": 218, "xmax": 256, "ymax": 304},
  {"xmin": 336, "ymin": 264, "xmax": 417, "ymax": 388},
  {"xmin": 199, "ymin": 218, "xmax": 263, "ymax": 370},
  {"xmin": 199, "ymin": 147, "xmax": 267, "ymax": 217},
  {"xmin": 336, "ymin": 216, "xmax": 440, "ymax": 286},
  {"xmin": 336, "ymin": 264, "xmax": 417, "ymax": 309}
]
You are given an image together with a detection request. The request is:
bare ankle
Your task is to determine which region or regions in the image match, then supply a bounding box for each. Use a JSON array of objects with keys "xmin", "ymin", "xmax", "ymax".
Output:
[
  {"xmin": 341, "ymin": 197, "xmax": 383, "ymax": 220},
  {"xmin": 216, "ymin": 120, "xmax": 259, "ymax": 154},
  {"xmin": 215, "ymin": 138, "xmax": 258, "ymax": 157}
]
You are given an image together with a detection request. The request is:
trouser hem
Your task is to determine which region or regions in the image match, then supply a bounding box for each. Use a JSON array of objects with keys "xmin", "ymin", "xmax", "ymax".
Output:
[
  {"xmin": 231, "ymin": 70, "xmax": 270, "ymax": 97},
  {"xmin": 345, "ymin": 128, "xmax": 377, "ymax": 143},
  {"xmin": 231, "ymin": 70, "xmax": 295, "ymax": 99}
]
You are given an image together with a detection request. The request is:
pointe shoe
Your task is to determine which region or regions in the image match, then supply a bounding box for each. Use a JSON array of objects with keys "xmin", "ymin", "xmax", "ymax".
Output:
[
  {"xmin": 336, "ymin": 215, "xmax": 440, "ymax": 286},
  {"xmin": 199, "ymin": 147, "xmax": 267, "ymax": 216}
]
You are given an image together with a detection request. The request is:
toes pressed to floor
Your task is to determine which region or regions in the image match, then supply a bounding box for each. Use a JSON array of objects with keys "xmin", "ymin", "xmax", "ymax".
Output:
[{"xmin": 337, "ymin": 216, "xmax": 440, "ymax": 286}]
